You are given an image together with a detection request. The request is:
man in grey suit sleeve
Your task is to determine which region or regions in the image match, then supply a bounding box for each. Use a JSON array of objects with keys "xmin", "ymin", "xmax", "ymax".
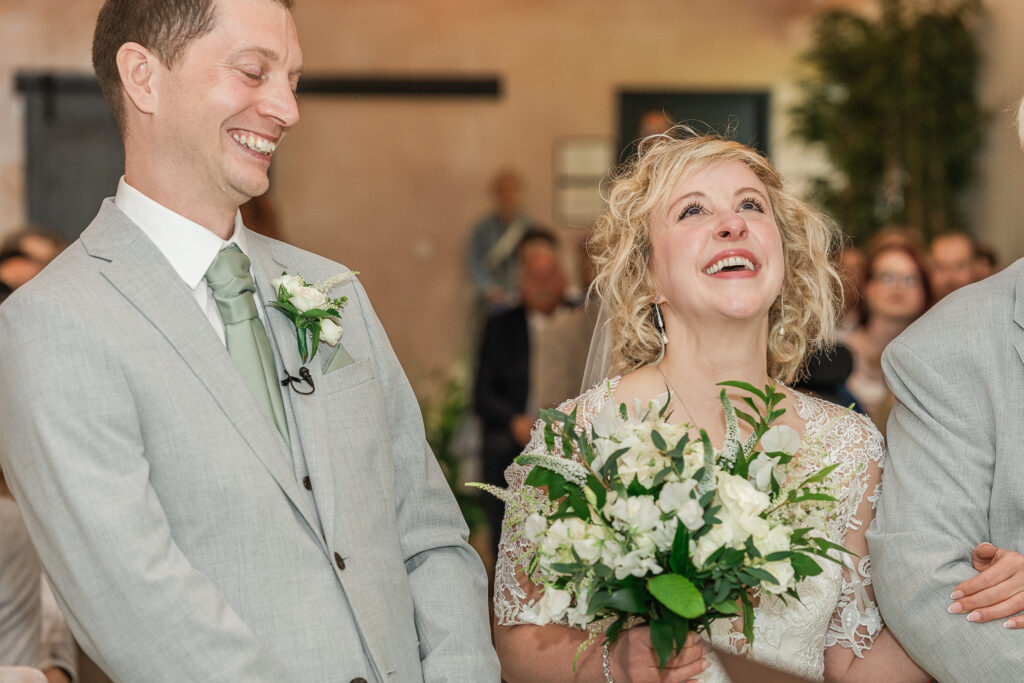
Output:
[
  {"xmin": 0, "ymin": 0, "xmax": 499, "ymax": 681},
  {"xmin": 867, "ymin": 256, "xmax": 1024, "ymax": 678}
]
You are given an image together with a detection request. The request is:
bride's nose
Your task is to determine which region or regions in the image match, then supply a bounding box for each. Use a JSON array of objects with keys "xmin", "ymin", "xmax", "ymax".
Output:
[{"xmin": 714, "ymin": 213, "xmax": 748, "ymax": 240}]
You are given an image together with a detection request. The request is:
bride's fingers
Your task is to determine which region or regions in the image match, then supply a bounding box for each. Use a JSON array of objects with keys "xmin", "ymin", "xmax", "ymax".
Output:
[
  {"xmin": 955, "ymin": 589, "xmax": 1024, "ymax": 623},
  {"xmin": 971, "ymin": 542, "xmax": 999, "ymax": 570},
  {"xmin": 955, "ymin": 548, "xmax": 1024, "ymax": 598},
  {"xmin": 951, "ymin": 579, "xmax": 1024, "ymax": 613}
]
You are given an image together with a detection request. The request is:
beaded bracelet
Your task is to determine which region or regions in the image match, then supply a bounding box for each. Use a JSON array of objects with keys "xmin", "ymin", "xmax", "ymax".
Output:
[{"xmin": 602, "ymin": 640, "xmax": 615, "ymax": 682}]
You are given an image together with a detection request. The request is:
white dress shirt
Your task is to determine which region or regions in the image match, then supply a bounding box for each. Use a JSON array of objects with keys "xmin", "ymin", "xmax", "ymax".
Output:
[{"xmin": 114, "ymin": 177, "xmax": 268, "ymax": 347}]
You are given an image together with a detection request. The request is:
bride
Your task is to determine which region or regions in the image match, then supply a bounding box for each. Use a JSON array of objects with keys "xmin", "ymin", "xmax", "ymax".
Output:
[{"xmin": 492, "ymin": 131, "xmax": 1022, "ymax": 682}]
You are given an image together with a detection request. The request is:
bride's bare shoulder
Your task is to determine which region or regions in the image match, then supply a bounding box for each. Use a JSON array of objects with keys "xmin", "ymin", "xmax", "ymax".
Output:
[{"xmin": 610, "ymin": 366, "xmax": 663, "ymax": 405}]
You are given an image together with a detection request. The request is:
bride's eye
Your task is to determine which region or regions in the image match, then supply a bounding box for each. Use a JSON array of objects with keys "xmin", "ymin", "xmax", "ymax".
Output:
[
  {"xmin": 739, "ymin": 196, "xmax": 765, "ymax": 212},
  {"xmin": 678, "ymin": 201, "xmax": 703, "ymax": 220}
]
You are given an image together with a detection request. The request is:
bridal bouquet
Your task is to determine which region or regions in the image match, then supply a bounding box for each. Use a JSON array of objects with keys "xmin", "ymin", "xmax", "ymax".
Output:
[{"xmin": 483, "ymin": 382, "xmax": 849, "ymax": 668}]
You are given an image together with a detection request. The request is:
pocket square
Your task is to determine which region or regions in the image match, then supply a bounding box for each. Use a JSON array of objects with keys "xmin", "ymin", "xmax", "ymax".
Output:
[{"xmin": 323, "ymin": 343, "xmax": 356, "ymax": 374}]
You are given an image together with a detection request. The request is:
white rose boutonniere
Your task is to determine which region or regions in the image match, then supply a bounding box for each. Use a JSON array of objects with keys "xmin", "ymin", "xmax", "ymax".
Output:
[{"xmin": 269, "ymin": 270, "xmax": 358, "ymax": 363}]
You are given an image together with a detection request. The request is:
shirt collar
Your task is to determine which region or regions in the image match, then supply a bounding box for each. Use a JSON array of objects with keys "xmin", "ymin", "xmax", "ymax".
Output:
[{"xmin": 114, "ymin": 176, "xmax": 251, "ymax": 289}]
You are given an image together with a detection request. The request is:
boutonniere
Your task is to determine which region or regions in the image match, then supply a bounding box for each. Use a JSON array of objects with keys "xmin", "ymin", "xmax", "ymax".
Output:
[{"xmin": 269, "ymin": 270, "xmax": 358, "ymax": 363}]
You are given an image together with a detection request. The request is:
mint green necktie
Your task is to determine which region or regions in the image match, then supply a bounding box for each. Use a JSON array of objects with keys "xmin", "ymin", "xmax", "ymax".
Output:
[{"xmin": 205, "ymin": 245, "xmax": 290, "ymax": 444}]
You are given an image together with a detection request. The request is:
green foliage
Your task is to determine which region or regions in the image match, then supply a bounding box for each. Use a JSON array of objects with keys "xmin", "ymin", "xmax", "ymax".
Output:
[
  {"xmin": 790, "ymin": 0, "xmax": 984, "ymax": 242},
  {"xmin": 420, "ymin": 373, "xmax": 486, "ymax": 532}
]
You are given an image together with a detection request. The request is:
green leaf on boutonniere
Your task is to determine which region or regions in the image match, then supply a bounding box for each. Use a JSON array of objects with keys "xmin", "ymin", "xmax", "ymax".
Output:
[
  {"xmin": 310, "ymin": 323, "xmax": 321, "ymax": 361},
  {"xmin": 296, "ymin": 324, "xmax": 309, "ymax": 362}
]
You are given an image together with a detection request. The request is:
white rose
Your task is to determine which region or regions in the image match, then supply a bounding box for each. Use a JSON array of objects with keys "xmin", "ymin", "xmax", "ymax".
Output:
[
  {"xmin": 573, "ymin": 536, "xmax": 603, "ymax": 563},
  {"xmin": 271, "ymin": 273, "xmax": 304, "ymax": 295},
  {"xmin": 717, "ymin": 473, "xmax": 770, "ymax": 519},
  {"xmin": 529, "ymin": 587, "xmax": 572, "ymax": 625},
  {"xmin": 756, "ymin": 525, "xmax": 792, "ymax": 556},
  {"xmin": 761, "ymin": 424, "xmax": 801, "ymax": 455},
  {"xmin": 762, "ymin": 560, "xmax": 796, "ymax": 595},
  {"xmin": 692, "ymin": 521, "xmax": 735, "ymax": 567},
  {"xmin": 289, "ymin": 285, "xmax": 329, "ymax": 312},
  {"xmin": 319, "ymin": 318, "xmax": 343, "ymax": 346},
  {"xmin": 524, "ymin": 513, "xmax": 547, "ymax": 543},
  {"xmin": 747, "ymin": 453, "xmax": 778, "ymax": 492}
]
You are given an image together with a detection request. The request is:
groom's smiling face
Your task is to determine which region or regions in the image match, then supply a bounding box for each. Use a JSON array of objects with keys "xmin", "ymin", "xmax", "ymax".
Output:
[{"xmin": 150, "ymin": 0, "xmax": 303, "ymax": 212}]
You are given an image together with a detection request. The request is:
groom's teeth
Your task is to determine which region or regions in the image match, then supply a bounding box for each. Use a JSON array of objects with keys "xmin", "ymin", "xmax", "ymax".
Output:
[{"xmin": 232, "ymin": 132, "xmax": 276, "ymax": 155}]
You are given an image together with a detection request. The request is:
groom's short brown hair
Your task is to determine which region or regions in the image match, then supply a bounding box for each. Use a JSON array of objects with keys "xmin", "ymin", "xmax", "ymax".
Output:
[{"xmin": 92, "ymin": 0, "xmax": 294, "ymax": 135}]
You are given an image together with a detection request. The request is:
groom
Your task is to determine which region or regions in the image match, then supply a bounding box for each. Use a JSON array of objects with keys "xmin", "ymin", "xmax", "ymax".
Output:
[
  {"xmin": 0, "ymin": 0, "xmax": 499, "ymax": 681},
  {"xmin": 866, "ymin": 107, "xmax": 1024, "ymax": 679}
]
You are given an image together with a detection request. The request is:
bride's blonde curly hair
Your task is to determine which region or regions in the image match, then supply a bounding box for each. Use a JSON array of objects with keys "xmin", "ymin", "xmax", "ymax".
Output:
[{"xmin": 588, "ymin": 129, "xmax": 844, "ymax": 384}]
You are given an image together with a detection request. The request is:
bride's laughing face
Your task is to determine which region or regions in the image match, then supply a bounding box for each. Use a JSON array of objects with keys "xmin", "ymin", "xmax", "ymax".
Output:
[{"xmin": 648, "ymin": 159, "xmax": 785, "ymax": 331}]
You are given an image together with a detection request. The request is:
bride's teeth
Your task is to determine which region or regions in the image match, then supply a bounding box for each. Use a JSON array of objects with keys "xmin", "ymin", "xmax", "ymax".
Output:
[{"xmin": 704, "ymin": 256, "xmax": 755, "ymax": 275}]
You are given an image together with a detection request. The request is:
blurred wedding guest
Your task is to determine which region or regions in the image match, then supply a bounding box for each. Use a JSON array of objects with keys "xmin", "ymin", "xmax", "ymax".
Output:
[
  {"xmin": 473, "ymin": 229, "xmax": 590, "ymax": 556},
  {"xmin": 466, "ymin": 168, "xmax": 532, "ymax": 311},
  {"xmin": 928, "ymin": 230, "xmax": 976, "ymax": 300},
  {"xmin": 846, "ymin": 241, "xmax": 931, "ymax": 434},
  {"xmin": 973, "ymin": 242, "xmax": 999, "ymax": 281},
  {"xmin": 0, "ymin": 252, "xmax": 42, "ymax": 303},
  {"xmin": 1, "ymin": 472, "xmax": 77, "ymax": 683},
  {"xmin": 0, "ymin": 229, "xmax": 65, "ymax": 269},
  {"xmin": 837, "ymin": 245, "xmax": 866, "ymax": 341}
]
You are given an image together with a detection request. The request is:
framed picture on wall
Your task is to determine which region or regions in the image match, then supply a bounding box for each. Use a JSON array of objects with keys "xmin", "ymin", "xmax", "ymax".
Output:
[{"xmin": 618, "ymin": 90, "xmax": 770, "ymax": 163}]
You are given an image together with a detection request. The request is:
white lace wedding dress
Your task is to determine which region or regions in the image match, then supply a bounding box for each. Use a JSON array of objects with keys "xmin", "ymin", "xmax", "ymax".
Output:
[{"xmin": 494, "ymin": 377, "xmax": 885, "ymax": 682}]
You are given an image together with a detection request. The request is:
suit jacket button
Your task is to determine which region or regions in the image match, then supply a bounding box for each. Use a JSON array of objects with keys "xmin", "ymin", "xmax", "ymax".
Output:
[
  {"xmin": 334, "ymin": 552, "xmax": 346, "ymax": 570},
  {"xmin": 303, "ymin": 475, "xmax": 312, "ymax": 491},
  {"xmin": 350, "ymin": 678, "xmax": 367, "ymax": 683}
]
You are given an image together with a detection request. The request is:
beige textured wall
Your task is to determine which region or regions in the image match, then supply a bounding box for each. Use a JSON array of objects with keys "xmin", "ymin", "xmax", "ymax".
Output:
[{"xmin": 1, "ymin": 0, "xmax": 1021, "ymax": 393}]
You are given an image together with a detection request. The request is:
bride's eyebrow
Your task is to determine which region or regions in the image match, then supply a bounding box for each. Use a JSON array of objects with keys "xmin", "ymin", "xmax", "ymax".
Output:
[{"xmin": 666, "ymin": 191, "xmax": 706, "ymax": 217}]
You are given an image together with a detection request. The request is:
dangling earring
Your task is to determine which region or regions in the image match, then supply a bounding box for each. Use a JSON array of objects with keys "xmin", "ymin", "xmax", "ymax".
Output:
[
  {"xmin": 653, "ymin": 300, "xmax": 668, "ymax": 363},
  {"xmin": 777, "ymin": 291, "xmax": 785, "ymax": 337}
]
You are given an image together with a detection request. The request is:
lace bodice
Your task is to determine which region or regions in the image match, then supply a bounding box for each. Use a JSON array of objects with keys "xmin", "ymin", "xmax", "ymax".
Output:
[{"xmin": 494, "ymin": 378, "xmax": 885, "ymax": 682}]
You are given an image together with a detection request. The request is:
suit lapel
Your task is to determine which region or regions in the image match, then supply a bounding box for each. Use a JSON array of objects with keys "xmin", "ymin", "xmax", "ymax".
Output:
[
  {"xmin": 82, "ymin": 202, "xmax": 322, "ymax": 539},
  {"xmin": 247, "ymin": 240, "xmax": 339, "ymax": 545},
  {"xmin": 1013, "ymin": 265, "xmax": 1024, "ymax": 370}
]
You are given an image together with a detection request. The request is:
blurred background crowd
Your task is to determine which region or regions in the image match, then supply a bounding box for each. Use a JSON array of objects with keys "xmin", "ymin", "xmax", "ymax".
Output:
[{"xmin": 3, "ymin": 0, "xmax": 1024, "ymax": 679}]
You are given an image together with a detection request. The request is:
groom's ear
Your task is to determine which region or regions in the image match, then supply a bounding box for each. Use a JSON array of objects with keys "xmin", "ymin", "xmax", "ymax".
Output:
[{"xmin": 116, "ymin": 42, "xmax": 160, "ymax": 117}]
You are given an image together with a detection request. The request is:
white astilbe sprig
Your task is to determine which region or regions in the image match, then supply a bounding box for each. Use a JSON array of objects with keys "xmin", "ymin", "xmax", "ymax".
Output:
[
  {"xmin": 466, "ymin": 481, "xmax": 517, "ymax": 503},
  {"xmin": 719, "ymin": 391, "xmax": 741, "ymax": 469},
  {"xmin": 516, "ymin": 453, "xmax": 589, "ymax": 487},
  {"xmin": 314, "ymin": 270, "xmax": 359, "ymax": 293}
]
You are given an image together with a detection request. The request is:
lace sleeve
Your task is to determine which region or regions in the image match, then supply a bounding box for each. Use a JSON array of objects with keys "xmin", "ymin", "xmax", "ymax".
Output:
[
  {"xmin": 493, "ymin": 379, "xmax": 617, "ymax": 626},
  {"xmin": 806, "ymin": 399, "xmax": 886, "ymax": 657}
]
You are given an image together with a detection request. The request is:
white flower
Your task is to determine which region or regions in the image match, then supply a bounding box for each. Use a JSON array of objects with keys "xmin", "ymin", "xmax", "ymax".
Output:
[
  {"xmin": 289, "ymin": 285, "xmax": 329, "ymax": 313},
  {"xmin": 747, "ymin": 453, "xmax": 779, "ymax": 492},
  {"xmin": 591, "ymin": 397, "xmax": 620, "ymax": 438},
  {"xmin": 717, "ymin": 473, "xmax": 770, "ymax": 520},
  {"xmin": 658, "ymin": 480, "xmax": 704, "ymax": 531},
  {"xmin": 658, "ymin": 480, "xmax": 698, "ymax": 512},
  {"xmin": 319, "ymin": 318, "xmax": 343, "ymax": 346},
  {"xmin": 604, "ymin": 493, "xmax": 661, "ymax": 535},
  {"xmin": 527, "ymin": 587, "xmax": 572, "ymax": 625},
  {"xmin": 756, "ymin": 525, "xmax": 792, "ymax": 556},
  {"xmin": 271, "ymin": 273, "xmax": 304, "ymax": 294},
  {"xmin": 566, "ymin": 586, "xmax": 594, "ymax": 628},
  {"xmin": 692, "ymin": 520, "xmax": 735, "ymax": 567},
  {"xmin": 524, "ymin": 513, "xmax": 547, "ymax": 543},
  {"xmin": 761, "ymin": 424, "xmax": 801, "ymax": 455},
  {"xmin": 612, "ymin": 548, "xmax": 663, "ymax": 580},
  {"xmin": 762, "ymin": 560, "xmax": 795, "ymax": 595},
  {"xmin": 648, "ymin": 517, "xmax": 678, "ymax": 552}
]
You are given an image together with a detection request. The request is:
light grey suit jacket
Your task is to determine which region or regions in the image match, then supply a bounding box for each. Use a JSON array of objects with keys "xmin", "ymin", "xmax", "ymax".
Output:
[
  {"xmin": 867, "ymin": 260, "xmax": 1024, "ymax": 681},
  {"xmin": 0, "ymin": 201, "xmax": 499, "ymax": 683}
]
